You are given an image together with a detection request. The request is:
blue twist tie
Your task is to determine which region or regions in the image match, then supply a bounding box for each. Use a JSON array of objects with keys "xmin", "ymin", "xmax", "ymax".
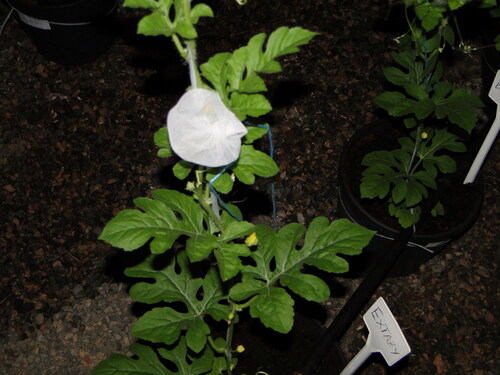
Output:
[
  {"xmin": 208, "ymin": 123, "xmax": 278, "ymax": 231},
  {"xmin": 208, "ymin": 163, "xmax": 242, "ymax": 221}
]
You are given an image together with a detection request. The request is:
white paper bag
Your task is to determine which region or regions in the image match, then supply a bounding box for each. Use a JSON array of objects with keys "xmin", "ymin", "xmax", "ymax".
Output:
[{"xmin": 167, "ymin": 88, "xmax": 247, "ymax": 168}]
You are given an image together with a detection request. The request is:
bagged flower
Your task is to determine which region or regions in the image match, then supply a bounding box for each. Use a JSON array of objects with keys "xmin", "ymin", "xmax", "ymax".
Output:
[{"xmin": 167, "ymin": 88, "xmax": 247, "ymax": 168}]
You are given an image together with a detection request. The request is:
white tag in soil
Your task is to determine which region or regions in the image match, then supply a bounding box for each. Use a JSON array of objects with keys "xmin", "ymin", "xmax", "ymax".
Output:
[
  {"xmin": 339, "ymin": 297, "xmax": 411, "ymax": 375},
  {"xmin": 464, "ymin": 70, "xmax": 500, "ymax": 184}
]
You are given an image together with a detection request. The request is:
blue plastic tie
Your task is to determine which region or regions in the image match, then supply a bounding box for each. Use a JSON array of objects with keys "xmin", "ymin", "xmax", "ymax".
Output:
[
  {"xmin": 208, "ymin": 163, "xmax": 242, "ymax": 221},
  {"xmin": 254, "ymin": 124, "xmax": 278, "ymax": 232},
  {"xmin": 208, "ymin": 123, "xmax": 278, "ymax": 231}
]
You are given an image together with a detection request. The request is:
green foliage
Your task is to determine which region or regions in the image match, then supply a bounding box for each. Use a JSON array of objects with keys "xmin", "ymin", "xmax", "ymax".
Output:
[
  {"xmin": 200, "ymin": 26, "xmax": 318, "ymax": 121},
  {"xmin": 92, "ymin": 339, "xmax": 215, "ymax": 375},
  {"xmin": 365, "ymin": 0, "xmax": 485, "ymax": 227},
  {"xmin": 128, "ymin": 253, "xmax": 229, "ymax": 352},
  {"xmin": 93, "ymin": 2, "xmax": 375, "ymax": 375},
  {"xmin": 229, "ymin": 219, "xmax": 374, "ymax": 332},
  {"xmin": 91, "ymin": 342, "xmax": 173, "ymax": 375},
  {"xmin": 154, "ymin": 126, "xmax": 278, "ymax": 192},
  {"xmin": 99, "ymin": 189, "xmax": 210, "ymax": 253},
  {"xmin": 361, "ymin": 128, "xmax": 466, "ymax": 227},
  {"xmin": 124, "ymin": 0, "xmax": 214, "ymax": 39}
]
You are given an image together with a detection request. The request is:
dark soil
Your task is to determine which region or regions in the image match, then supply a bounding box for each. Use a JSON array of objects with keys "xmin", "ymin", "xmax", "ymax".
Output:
[{"xmin": 0, "ymin": 1, "xmax": 498, "ymax": 374}]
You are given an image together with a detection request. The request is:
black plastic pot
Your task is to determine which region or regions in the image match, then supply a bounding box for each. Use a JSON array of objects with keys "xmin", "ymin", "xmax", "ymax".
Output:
[
  {"xmin": 223, "ymin": 311, "xmax": 346, "ymax": 375},
  {"xmin": 7, "ymin": 0, "xmax": 117, "ymax": 65},
  {"xmin": 338, "ymin": 121, "xmax": 484, "ymax": 277}
]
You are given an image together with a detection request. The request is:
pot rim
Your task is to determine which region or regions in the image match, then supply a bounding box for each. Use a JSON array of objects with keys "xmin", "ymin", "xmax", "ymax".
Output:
[
  {"xmin": 7, "ymin": 0, "xmax": 118, "ymax": 24},
  {"xmin": 338, "ymin": 120, "xmax": 484, "ymax": 244}
]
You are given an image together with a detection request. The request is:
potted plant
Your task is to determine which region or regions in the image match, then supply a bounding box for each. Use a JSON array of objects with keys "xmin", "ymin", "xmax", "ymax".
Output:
[
  {"xmin": 6, "ymin": 0, "xmax": 118, "ymax": 65},
  {"xmin": 338, "ymin": 0, "xmax": 497, "ymax": 276},
  {"xmin": 91, "ymin": 1, "xmax": 375, "ymax": 374}
]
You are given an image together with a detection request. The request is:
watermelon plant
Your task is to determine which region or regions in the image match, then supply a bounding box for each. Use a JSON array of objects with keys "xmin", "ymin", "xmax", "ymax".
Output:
[
  {"xmin": 360, "ymin": 0, "xmax": 497, "ymax": 228},
  {"xmin": 91, "ymin": 1, "xmax": 374, "ymax": 374}
]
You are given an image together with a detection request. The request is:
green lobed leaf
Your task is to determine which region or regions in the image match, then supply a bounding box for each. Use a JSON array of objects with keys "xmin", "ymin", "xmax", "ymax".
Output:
[
  {"xmin": 200, "ymin": 53, "xmax": 231, "ymax": 97},
  {"xmin": 123, "ymin": 0, "xmax": 157, "ymax": 9},
  {"xmin": 448, "ymin": 0, "xmax": 465, "ymax": 11},
  {"xmin": 91, "ymin": 343, "xmax": 171, "ymax": 375},
  {"xmin": 220, "ymin": 220, "xmax": 255, "ymax": 242},
  {"xmin": 360, "ymin": 150, "xmax": 409, "ymax": 200},
  {"xmin": 414, "ymin": 170, "xmax": 437, "ymax": 189},
  {"xmin": 391, "ymin": 50, "xmax": 418, "ymax": 75},
  {"xmin": 392, "ymin": 178, "xmax": 408, "ymax": 204},
  {"xmin": 414, "ymin": 97, "xmax": 435, "ymax": 119},
  {"xmin": 138, "ymin": 12, "xmax": 173, "ymax": 37},
  {"xmin": 214, "ymin": 243, "xmax": 252, "ymax": 281},
  {"xmin": 374, "ymin": 91, "xmax": 417, "ymax": 117},
  {"xmin": 240, "ymin": 74, "xmax": 268, "ymax": 93},
  {"xmin": 417, "ymin": 128, "xmax": 465, "ymax": 175},
  {"xmin": 433, "ymin": 85, "xmax": 483, "ymax": 132},
  {"xmin": 383, "ymin": 66, "xmax": 411, "ymax": 87},
  {"xmin": 397, "ymin": 136, "xmax": 416, "ymax": 152},
  {"xmin": 158, "ymin": 336, "xmax": 214, "ymax": 375},
  {"xmin": 249, "ymin": 287, "xmax": 295, "ymax": 333},
  {"xmin": 431, "ymin": 201, "xmax": 445, "ymax": 217},
  {"xmin": 200, "ymin": 26, "xmax": 317, "ymax": 109},
  {"xmin": 190, "ymin": 3, "xmax": 214, "ymax": 23},
  {"xmin": 229, "ymin": 219, "xmax": 374, "ymax": 332},
  {"xmin": 226, "ymin": 46, "xmax": 247, "ymax": 91},
  {"xmin": 414, "ymin": 2, "xmax": 446, "ymax": 31},
  {"xmin": 184, "ymin": 216, "xmax": 254, "ymax": 279},
  {"xmin": 154, "ymin": 127, "xmax": 174, "ymax": 158},
  {"xmin": 173, "ymin": 160, "xmax": 194, "ymax": 180},
  {"xmin": 128, "ymin": 252, "xmax": 229, "ymax": 352},
  {"xmin": 443, "ymin": 25, "xmax": 455, "ymax": 46},
  {"xmin": 404, "ymin": 179, "xmax": 428, "ymax": 206},
  {"xmin": 423, "ymin": 32, "xmax": 440, "ymax": 53},
  {"xmin": 403, "ymin": 117, "xmax": 418, "ymax": 129},
  {"xmin": 360, "ymin": 174, "xmax": 392, "ymax": 199},
  {"xmin": 404, "ymin": 83, "xmax": 428, "ymax": 100},
  {"xmin": 206, "ymin": 170, "xmax": 234, "ymax": 194},
  {"xmin": 175, "ymin": 22, "xmax": 197, "ymax": 39},
  {"xmin": 232, "ymin": 145, "xmax": 279, "ymax": 184},
  {"xmin": 99, "ymin": 189, "xmax": 208, "ymax": 253},
  {"xmin": 242, "ymin": 126, "xmax": 269, "ymax": 144},
  {"xmin": 228, "ymin": 92, "xmax": 272, "ymax": 121},
  {"xmin": 389, "ymin": 202, "xmax": 421, "ymax": 228},
  {"xmin": 429, "ymin": 60, "xmax": 444, "ymax": 86},
  {"xmin": 264, "ymin": 26, "xmax": 319, "ymax": 63}
]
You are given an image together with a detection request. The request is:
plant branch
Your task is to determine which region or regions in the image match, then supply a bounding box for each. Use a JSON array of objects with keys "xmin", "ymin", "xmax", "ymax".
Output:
[
  {"xmin": 407, "ymin": 123, "xmax": 424, "ymax": 174},
  {"xmin": 181, "ymin": 0, "xmax": 203, "ymax": 87},
  {"xmin": 225, "ymin": 319, "xmax": 235, "ymax": 375}
]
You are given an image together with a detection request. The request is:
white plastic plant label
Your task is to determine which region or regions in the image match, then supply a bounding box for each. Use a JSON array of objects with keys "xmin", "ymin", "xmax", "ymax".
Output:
[
  {"xmin": 363, "ymin": 297, "xmax": 411, "ymax": 366},
  {"xmin": 340, "ymin": 297, "xmax": 411, "ymax": 375},
  {"xmin": 167, "ymin": 88, "xmax": 247, "ymax": 168},
  {"xmin": 489, "ymin": 70, "xmax": 500, "ymax": 103},
  {"xmin": 463, "ymin": 70, "xmax": 500, "ymax": 184},
  {"xmin": 18, "ymin": 12, "xmax": 51, "ymax": 30}
]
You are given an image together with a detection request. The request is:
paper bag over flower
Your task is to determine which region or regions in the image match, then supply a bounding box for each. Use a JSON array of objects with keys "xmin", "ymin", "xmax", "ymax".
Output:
[{"xmin": 167, "ymin": 88, "xmax": 248, "ymax": 168}]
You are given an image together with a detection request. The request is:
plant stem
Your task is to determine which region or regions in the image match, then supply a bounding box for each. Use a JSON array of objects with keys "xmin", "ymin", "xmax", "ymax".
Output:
[
  {"xmin": 181, "ymin": 0, "xmax": 203, "ymax": 87},
  {"xmin": 225, "ymin": 319, "xmax": 235, "ymax": 375},
  {"xmin": 171, "ymin": 33, "xmax": 187, "ymax": 59},
  {"xmin": 195, "ymin": 173, "xmax": 224, "ymax": 232},
  {"xmin": 208, "ymin": 336, "xmax": 226, "ymax": 354},
  {"xmin": 407, "ymin": 123, "xmax": 424, "ymax": 174}
]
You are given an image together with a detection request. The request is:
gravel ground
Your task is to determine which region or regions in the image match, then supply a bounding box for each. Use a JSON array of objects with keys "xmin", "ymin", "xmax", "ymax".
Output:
[{"xmin": 0, "ymin": 1, "xmax": 498, "ymax": 374}]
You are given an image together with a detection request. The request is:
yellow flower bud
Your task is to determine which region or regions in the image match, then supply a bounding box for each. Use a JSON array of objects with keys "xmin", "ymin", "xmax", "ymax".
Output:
[
  {"xmin": 236, "ymin": 345, "xmax": 245, "ymax": 353},
  {"xmin": 245, "ymin": 232, "xmax": 258, "ymax": 246},
  {"xmin": 421, "ymin": 132, "xmax": 428, "ymax": 139}
]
